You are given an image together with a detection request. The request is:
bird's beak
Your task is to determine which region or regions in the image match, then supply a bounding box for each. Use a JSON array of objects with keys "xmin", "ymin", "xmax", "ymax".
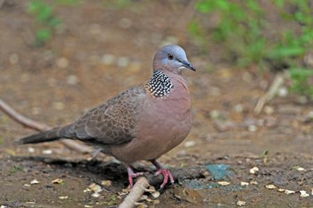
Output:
[{"xmin": 179, "ymin": 59, "xmax": 196, "ymax": 71}]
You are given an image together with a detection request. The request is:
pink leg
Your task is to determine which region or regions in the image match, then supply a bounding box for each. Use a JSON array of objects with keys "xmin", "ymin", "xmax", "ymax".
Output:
[
  {"xmin": 150, "ymin": 159, "xmax": 175, "ymax": 188},
  {"xmin": 127, "ymin": 166, "xmax": 144, "ymax": 187}
]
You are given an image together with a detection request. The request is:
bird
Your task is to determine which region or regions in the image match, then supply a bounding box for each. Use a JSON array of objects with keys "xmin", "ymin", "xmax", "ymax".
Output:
[{"xmin": 18, "ymin": 44, "xmax": 196, "ymax": 188}]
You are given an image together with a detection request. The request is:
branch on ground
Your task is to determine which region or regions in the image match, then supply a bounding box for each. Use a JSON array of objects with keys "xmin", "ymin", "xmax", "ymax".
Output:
[{"xmin": 0, "ymin": 98, "xmax": 93, "ymax": 153}]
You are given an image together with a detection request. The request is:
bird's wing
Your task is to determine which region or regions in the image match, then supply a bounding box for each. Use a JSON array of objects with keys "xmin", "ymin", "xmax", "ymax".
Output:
[{"xmin": 69, "ymin": 86, "xmax": 146, "ymax": 145}]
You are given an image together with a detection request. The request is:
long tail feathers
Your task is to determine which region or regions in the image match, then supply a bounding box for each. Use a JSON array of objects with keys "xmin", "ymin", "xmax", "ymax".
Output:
[{"xmin": 17, "ymin": 125, "xmax": 72, "ymax": 144}]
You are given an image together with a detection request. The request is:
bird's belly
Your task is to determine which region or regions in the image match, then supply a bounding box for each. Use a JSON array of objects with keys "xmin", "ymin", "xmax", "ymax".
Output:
[{"xmin": 110, "ymin": 98, "xmax": 192, "ymax": 164}]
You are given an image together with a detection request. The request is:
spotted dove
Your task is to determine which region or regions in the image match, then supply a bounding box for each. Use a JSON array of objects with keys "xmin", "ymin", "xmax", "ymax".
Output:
[{"xmin": 18, "ymin": 45, "xmax": 195, "ymax": 188}]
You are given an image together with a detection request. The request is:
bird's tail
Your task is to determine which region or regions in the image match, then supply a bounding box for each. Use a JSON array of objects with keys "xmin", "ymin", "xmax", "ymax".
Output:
[{"xmin": 17, "ymin": 125, "xmax": 73, "ymax": 144}]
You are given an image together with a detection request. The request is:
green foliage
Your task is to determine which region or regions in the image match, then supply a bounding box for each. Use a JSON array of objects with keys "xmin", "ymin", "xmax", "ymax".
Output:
[
  {"xmin": 27, "ymin": 0, "xmax": 62, "ymax": 46},
  {"xmin": 289, "ymin": 68, "xmax": 313, "ymax": 99},
  {"xmin": 193, "ymin": 0, "xmax": 313, "ymax": 98}
]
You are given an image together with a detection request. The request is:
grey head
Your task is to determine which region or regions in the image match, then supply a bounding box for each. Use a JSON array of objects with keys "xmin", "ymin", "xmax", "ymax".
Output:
[{"xmin": 153, "ymin": 45, "xmax": 196, "ymax": 74}]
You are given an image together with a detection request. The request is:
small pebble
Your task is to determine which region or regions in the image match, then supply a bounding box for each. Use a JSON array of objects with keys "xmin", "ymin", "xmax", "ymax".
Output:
[
  {"xmin": 249, "ymin": 167, "xmax": 259, "ymax": 174},
  {"xmin": 117, "ymin": 57, "xmax": 129, "ymax": 68},
  {"xmin": 56, "ymin": 57, "xmax": 69, "ymax": 68},
  {"xmin": 30, "ymin": 179, "xmax": 39, "ymax": 185},
  {"xmin": 265, "ymin": 184, "xmax": 277, "ymax": 190},
  {"xmin": 278, "ymin": 87, "xmax": 288, "ymax": 97},
  {"xmin": 217, "ymin": 181, "xmax": 230, "ymax": 186},
  {"xmin": 24, "ymin": 184, "xmax": 31, "ymax": 187},
  {"xmin": 300, "ymin": 190, "xmax": 309, "ymax": 198},
  {"xmin": 234, "ymin": 104, "xmax": 244, "ymax": 113},
  {"xmin": 67, "ymin": 75, "xmax": 79, "ymax": 85},
  {"xmin": 264, "ymin": 106, "xmax": 274, "ymax": 115},
  {"xmin": 101, "ymin": 54, "xmax": 116, "ymax": 65},
  {"xmin": 236, "ymin": 200, "xmax": 246, "ymax": 206},
  {"xmin": 59, "ymin": 196, "xmax": 68, "ymax": 200},
  {"xmin": 240, "ymin": 181, "xmax": 249, "ymax": 186}
]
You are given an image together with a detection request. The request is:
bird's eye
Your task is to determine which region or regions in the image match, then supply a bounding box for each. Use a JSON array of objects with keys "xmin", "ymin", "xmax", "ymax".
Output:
[{"xmin": 168, "ymin": 54, "xmax": 174, "ymax": 60}]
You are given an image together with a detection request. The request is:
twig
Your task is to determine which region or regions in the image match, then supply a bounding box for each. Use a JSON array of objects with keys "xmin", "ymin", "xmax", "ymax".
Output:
[
  {"xmin": 118, "ymin": 177, "xmax": 150, "ymax": 208},
  {"xmin": 254, "ymin": 72, "xmax": 286, "ymax": 114},
  {"xmin": 0, "ymin": 98, "xmax": 92, "ymax": 153}
]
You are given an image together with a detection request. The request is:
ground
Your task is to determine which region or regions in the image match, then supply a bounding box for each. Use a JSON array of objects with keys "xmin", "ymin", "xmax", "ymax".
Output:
[{"xmin": 1, "ymin": 1, "xmax": 313, "ymax": 207}]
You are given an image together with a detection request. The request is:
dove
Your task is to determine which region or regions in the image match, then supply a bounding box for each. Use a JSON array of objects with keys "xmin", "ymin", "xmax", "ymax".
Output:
[{"xmin": 18, "ymin": 44, "xmax": 195, "ymax": 188}]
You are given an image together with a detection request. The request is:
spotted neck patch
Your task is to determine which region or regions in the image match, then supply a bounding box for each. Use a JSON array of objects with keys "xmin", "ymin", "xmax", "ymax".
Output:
[{"xmin": 146, "ymin": 70, "xmax": 174, "ymax": 97}]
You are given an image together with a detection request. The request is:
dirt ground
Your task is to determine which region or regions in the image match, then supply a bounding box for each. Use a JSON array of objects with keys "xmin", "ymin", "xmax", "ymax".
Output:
[{"xmin": 1, "ymin": 1, "xmax": 313, "ymax": 207}]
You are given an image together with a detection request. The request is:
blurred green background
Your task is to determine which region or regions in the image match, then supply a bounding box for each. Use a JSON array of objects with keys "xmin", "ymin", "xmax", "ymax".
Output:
[{"xmin": 16, "ymin": 0, "xmax": 313, "ymax": 99}]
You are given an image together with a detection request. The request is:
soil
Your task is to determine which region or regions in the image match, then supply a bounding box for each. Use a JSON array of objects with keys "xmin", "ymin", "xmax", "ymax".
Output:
[{"xmin": 1, "ymin": 1, "xmax": 313, "ymax": 207}]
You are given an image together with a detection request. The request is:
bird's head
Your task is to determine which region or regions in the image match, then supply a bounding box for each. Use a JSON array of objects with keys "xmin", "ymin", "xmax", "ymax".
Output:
[{"xmin": 153, "ymin": 44, "xmax": 196, "ymax": 74}]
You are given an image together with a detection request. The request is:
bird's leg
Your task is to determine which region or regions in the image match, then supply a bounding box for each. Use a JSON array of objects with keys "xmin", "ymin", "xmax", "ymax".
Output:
[
  {"xmin": 150, "ymin": 159, "xmax": 174, "ymax": 188},
  {"xmin": 127, "ymin": 166, "xmax": 144, "ymax": 187}
]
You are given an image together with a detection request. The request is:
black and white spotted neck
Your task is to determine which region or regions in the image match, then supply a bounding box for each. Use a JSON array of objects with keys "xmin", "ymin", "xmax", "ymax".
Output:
[{"xmin": 146, "ymin": 70, "xmax": 174, "ymax": 97}]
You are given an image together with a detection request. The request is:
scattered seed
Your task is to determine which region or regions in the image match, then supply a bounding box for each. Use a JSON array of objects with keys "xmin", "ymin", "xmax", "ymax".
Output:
[
  {"xmin": 217, "ymin": 181, "xmax": 230, "ymax": 186},
  {"xmin": 101, "ymin": 180, "xmax": 112, "ymax": 187},
  {"xmin": 27, "ymin": 147, "xmax": 35, "ymax": 153},
  {"xmin": 300, "ymin": 190, "xmax": 309, "ymax": 198},
  {"xmin": 88, "ymin": 183, "xmax": 102, "ymax": 193},
  {"xmin": 151, "ymin": 191, "xmax": 160, "ymax": 199},
  {"xmin": 1, "ymin": 205, "xmax": 8, "ymax": 208},
  {"xmin": 91, "ymin": 192, "xmax": 100, "ymax": 198},
  {"xmin": 51, "ymin": 178, "xmax": 64, "ymax": 184},
  {"xmin": 42, "ymin": 149, "xmax": 53, "ymax": 155},
  {"xmin": 236, "ymin": 200, "xmax": 246, "ymax": 206},
  {"xmin": 284, "ymin": 189, "xmax": 295, "ymax": 195},
  {"xmin": 84, "ymin": 205, "xmax": 93, "ymax": 208},
  {"xmin": 56, "ymin": 57, "xmax": 69, "ymax": 68},
  {"xmin": 250, "ymin": 181, "xmax": 258, "ymax": 185},
  {"xmin": 24, "ymin": 184, "xmax": 31, "ymax": 187},
  {"xmin": 278, "ymin": 87, "xmax": 288, "ymax": 97},
  {"xmin": 248, "ymin": 125, "xmax": 257, "ymax": 132},
  {"xmin": 240, "ymin": 181, "xmax": 249, "ymax": 186},
  {"xmin": 117, "ymin": 57, "xmax": 129, "ymax": 68},
  {"xmin": 265, "ymin": 184, "xmax": 277, "ymax": 190},
  {"xmin": 278, "ymin": 188, "xmax": 285, "ymax": 192},
  {"xmin": 249, "ymin": 167, "xmax": 259, "ymax": 174},
  {"xmin": 144, "ymin": 186, "xmax": 156, "ymax": 193},
  {"xmin": 294, "ymin": 166, "xmax": 306, "ymax": 171},
  {"xmin": 59, "ymin": 196, "xmax": 68, "ymax": 200},
  {"xmin": 184, "ymin": 140, "xmax": 196, "ymax": 147},
  {"xmin": 30, "ymin": 179, "xmax": 39, "ymax": 185}
]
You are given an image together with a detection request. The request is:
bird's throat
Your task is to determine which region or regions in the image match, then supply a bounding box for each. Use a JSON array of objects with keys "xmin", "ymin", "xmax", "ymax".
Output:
[{"xmin": 145, "ymin": 70, "xmax": 174, "ymax": 98}]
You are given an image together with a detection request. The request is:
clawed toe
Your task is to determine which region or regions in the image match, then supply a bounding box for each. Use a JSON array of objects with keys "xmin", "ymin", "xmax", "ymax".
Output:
[
  {"xmin": 127, "ymin": 167, "xmax": 144, "ymax": 187},
  {"xmin": 155, "ymin": 168, "xmax": 175, "ymax": 188}
]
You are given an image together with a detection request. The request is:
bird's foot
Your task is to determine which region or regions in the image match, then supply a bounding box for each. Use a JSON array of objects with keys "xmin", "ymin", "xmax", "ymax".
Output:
[
  {"xmin": 127, "ymin": 167, "xmax": 144, "ymax": 187},
  {"xmin": 154, "ymin": 168, "xmax": 175, "ymax": 188}
]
